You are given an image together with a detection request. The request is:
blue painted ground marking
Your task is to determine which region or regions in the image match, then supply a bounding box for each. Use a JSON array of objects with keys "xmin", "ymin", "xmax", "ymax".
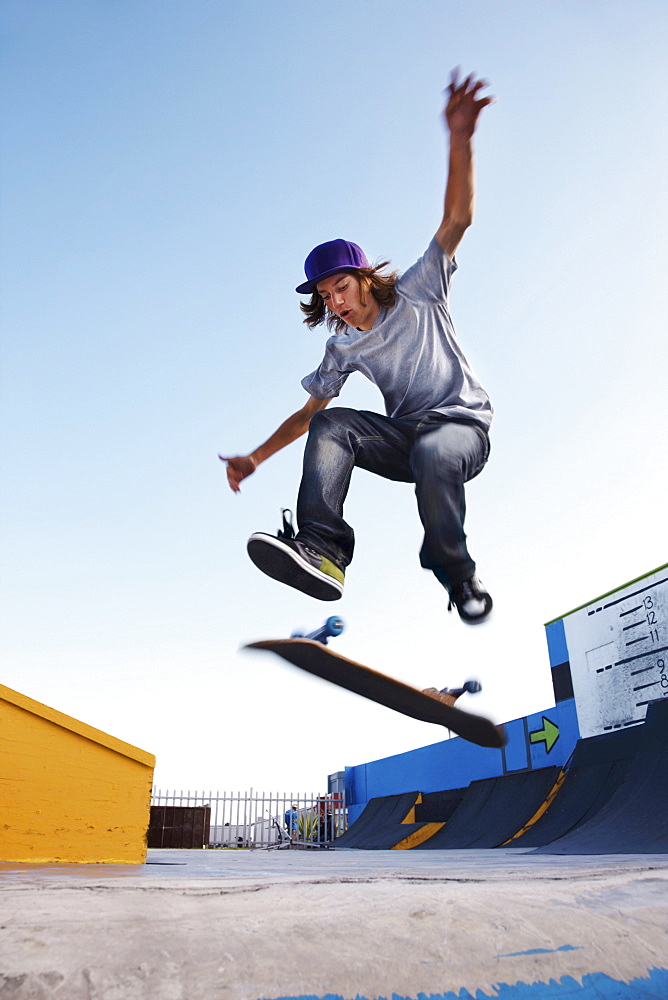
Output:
[
  {"xmin": 269, "ymin": 965, "xmax": 668, "ymax": 999},
  {"xmin": 498, "ymin": 945, "xmax": 583, "ymax": 958}
]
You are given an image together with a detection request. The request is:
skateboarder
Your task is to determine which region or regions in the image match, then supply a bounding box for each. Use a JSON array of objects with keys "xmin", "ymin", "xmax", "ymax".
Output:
[{"xmin": 222, "ymin": 70, "xmax": 494, "ymax": 624}]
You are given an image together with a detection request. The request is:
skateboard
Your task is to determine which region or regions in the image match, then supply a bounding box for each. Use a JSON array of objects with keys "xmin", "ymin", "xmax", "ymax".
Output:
[{"xmin": 245, "ymin": 618, "xmax": 506, "ymax": 750}]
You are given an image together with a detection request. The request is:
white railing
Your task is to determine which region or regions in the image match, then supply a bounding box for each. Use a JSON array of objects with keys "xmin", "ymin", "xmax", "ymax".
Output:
[{"xmin": 150, "ymin": 788, "xmax": 347, "ymax": 849}]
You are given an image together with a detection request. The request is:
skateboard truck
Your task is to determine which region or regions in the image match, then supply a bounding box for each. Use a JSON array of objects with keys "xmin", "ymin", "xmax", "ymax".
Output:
[
  {"xmin": 441, "ymin": 679, "xmax": 482, "ymax": 698},
  {"xmin": 422, "ymin": 678, "xmax": 483, "ymax": 709},
  {"xmin": 291, "ymin": 616, "xmax": 345, "ymax": 645}
]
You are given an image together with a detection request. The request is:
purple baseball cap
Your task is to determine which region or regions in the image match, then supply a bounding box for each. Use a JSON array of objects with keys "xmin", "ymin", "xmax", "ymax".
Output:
[{"xmin": 296, "ymin": 239, "xmax": 369, "ymax": 294}]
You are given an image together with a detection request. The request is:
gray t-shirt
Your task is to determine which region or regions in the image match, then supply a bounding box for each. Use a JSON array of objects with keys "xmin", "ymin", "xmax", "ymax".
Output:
[{"xmin": 301, "ymin": 238, "xmax": 492, "ymax": 430}]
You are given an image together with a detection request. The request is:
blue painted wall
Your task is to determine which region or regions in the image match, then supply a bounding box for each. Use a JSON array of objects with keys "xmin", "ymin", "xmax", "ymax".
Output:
[{"xmin": 545, "ymin": 618, "xmax": 568, "ymax": 666}]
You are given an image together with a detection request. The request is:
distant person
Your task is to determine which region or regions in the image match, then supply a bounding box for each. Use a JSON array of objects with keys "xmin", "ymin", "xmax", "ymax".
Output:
[
  {"xmin": 316, "ymin": 797, "xmax": 334, "ymax": 843},
  {"xmin": 222, "ymin": 70, "xmax": 494, "ymax": 624},
  {"xmin": 284, "ymin": 804, "xmax": 298, "ymax": 842}
]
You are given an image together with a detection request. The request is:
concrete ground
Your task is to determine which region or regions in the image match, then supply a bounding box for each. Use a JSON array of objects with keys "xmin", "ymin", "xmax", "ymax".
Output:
[{"xmin": 1, "ymin": 847, "xmax": 667, "ymax": 999}]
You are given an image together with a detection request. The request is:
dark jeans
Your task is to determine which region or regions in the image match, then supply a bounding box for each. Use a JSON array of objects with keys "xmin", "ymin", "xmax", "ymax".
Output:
[{"xmin": 296, "ymin": 407, "xmax": 490, "ymax": 588}]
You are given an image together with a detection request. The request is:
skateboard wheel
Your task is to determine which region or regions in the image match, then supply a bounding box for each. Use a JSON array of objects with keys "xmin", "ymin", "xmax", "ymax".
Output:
[
  {"xmin": 325, "ymin": 616, "xmax": 345, "ymax": 637},
  {"xmin": 463, "ymin": 680, "xmax": 482, "ymax": 694}
]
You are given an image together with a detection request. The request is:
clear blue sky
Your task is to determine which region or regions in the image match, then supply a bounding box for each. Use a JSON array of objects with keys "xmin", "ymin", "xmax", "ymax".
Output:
[{"xmin": 2, "ymin": 0, "xmax": 667, "ymax": 793}]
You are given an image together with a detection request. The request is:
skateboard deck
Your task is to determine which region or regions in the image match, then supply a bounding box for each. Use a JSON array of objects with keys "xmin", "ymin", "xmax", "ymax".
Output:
[{"xmin": 245, "ymin": 638, "xmax": 506, "ymax": 749}]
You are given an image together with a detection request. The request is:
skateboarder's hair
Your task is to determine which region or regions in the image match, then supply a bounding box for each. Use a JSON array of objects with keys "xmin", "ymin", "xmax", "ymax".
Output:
[{"xmin": 300, "ymin": 263, "xmax": 398, "ymax": 334}]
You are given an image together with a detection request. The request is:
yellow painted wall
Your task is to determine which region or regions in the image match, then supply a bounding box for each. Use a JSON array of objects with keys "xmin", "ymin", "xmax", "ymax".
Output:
[{"xmin": 0, "ymin": 684, "xmax": 155, "ymax": 864}]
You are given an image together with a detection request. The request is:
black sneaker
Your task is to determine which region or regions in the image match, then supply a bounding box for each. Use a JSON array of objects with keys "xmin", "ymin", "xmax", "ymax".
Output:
[
  {"xmin": 446, "ymin": 575, "xmax": 492, "ymax": 625},
  {"xmin": 247, "ymin": 532, "xmax": 345, "ymax": 601}
]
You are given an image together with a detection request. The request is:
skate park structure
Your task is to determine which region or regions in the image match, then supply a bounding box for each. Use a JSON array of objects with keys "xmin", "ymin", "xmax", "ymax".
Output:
[
  {"xmin": 1, "ymin": 566, "xmax": 666, "ymax": 1000},
  {"xmin": 0, "ymin": 683, "xmax": 155, "ymax": 864},
  {"xmin": 338, "ymin": 563, "xmax": 668, "ymax": 853}
]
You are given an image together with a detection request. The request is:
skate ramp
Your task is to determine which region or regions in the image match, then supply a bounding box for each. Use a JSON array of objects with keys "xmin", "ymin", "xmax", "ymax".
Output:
[
  {"xmin": 336, "ymin": 702, "xmax": 668, "ymax": 854},
  {"xmin": 413, "ymin": 767, "xmax": 560, "ymax": 849},
  {"xmin": 534, "ymin": 700, "xmax": 668, "ymax": 855},
  {"xmin": 508, "ymin": 726, "xmax": 641, "ymax": 848},
  {"xmin": 333, "ymin": 791, "xmax": 426, "ymax": 849}
]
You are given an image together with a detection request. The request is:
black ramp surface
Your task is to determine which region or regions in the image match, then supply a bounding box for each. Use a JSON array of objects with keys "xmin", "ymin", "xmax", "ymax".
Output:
[
  {"xmin": 535, "ymin": 699, "xmax": 668, "ymax": 855},
  {"xmin": 412, "ymin": 776, "xmax": 497, "ymax": 849},
  {"xmin": 415, "ymin": 768, "xmax": 559, "ymax": 849},
  {"xmin": 508, "ymin": 726, "xmax": 641, "ymax": 848},
  {"xmin": 415, "ymin": 788, "xmax": 466, "ymax": 823},
  {"xmin": 334, "ymin": 792, "xmax": 422, "ymax": 849},
  {"xmin": 534, "ymin": 749, "xmax": 668, "ymax": 854},
  {"xmin": 345, "ymin": 821, "xmax": 426, "ymax": 850}
]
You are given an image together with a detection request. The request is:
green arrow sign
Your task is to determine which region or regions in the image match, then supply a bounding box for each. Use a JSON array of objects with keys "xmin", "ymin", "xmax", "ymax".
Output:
[{"xmin": 529, "ymin": 716, "xmax": 560, "ymax": 753}]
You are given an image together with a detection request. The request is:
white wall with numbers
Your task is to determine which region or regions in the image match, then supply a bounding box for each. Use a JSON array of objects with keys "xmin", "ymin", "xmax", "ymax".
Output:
[{"xmin": 562, "ymin": 566, "xmax": 668, "ymax": 739}]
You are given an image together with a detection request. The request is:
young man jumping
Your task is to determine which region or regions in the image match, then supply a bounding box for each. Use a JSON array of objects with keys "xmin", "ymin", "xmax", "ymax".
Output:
[{"xmin": 221, "ymin": 70, "xmax": 494, "ymax": 625}]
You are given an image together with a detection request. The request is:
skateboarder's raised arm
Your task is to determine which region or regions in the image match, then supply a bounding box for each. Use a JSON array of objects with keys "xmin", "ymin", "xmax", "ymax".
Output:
[
  {"xmin": 220, "ymin": 394, "xmax": 332, "ymax": 493},
  {"xmin": 435, "ymin": 69, "xmax": 493, "ymax": 260}
]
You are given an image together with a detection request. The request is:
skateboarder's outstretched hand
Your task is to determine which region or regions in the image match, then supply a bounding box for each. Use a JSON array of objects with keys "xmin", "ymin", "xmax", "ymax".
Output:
[
  {"xmin": 445, "ymin": 68, "xmax": 493, "ymax": 140},
  {"xmin": 219, "ymin": 454, "xmax": 257, "ymax": 493},
  {"xmin": 219, "ymin": 396, "xmax": 332, "ymax": 494}
]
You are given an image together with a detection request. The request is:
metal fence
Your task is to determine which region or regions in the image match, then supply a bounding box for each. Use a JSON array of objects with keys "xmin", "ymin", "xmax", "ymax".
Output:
[{"xmin": 150, "ymin": 789, "xmax": 347, "ymax": 849}]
